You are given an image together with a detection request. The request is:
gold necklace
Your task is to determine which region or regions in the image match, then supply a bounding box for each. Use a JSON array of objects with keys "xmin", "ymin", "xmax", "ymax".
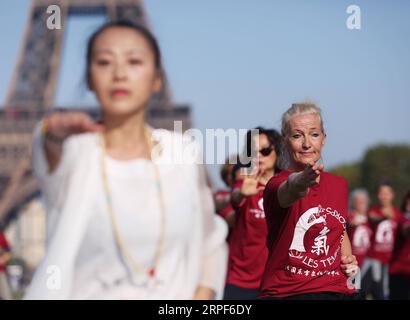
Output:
[{"xmin": 99, "ymin": 127, "xmax": 166, "ymax": 280}]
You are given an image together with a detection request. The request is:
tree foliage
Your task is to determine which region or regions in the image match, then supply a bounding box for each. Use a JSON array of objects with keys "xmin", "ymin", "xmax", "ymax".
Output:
[{"xmin": 330, "ymin": 144, "xmax": 410, "ymax": 207}]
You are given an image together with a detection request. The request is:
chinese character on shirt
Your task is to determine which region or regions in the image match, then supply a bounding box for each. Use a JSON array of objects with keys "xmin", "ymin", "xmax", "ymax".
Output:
[{"xmin": 311, "ymin": 226, "xmax": 330, "ymax": 256}]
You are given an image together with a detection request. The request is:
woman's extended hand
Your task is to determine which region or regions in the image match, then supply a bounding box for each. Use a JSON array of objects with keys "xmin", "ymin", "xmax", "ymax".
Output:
[{"xmin": 297, "ymin": 162, "xmax": 325, "ymax": 189}]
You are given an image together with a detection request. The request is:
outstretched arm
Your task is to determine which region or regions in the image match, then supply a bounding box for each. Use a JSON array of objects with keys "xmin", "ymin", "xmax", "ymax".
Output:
[{"xmin": 277, "ymin": 162, "xmax": 324, "ymax": 208}]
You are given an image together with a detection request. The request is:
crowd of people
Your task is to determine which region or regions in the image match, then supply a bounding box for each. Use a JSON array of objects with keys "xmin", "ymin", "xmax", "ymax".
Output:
[
  {"xmin": 216, "ymin": 138, "xmax": 410, "ymax": 300},
  {"xmin": 348, "ymin": 186, "xmax": 410, "ymax": 299},
  {"xmin": 0, "ymin": 19, "xmax": 408, "ymax": 300}
]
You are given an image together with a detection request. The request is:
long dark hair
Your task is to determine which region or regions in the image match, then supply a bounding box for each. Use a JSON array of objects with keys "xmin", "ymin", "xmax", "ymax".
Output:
[{"xmin": 244, "ymin": 126, "xmax": 282, "ymax": 172}]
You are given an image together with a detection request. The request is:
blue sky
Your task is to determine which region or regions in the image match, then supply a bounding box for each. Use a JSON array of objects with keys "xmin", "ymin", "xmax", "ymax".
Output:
[{"xmin": 1, "ymin": 0, "xmax": 409, "ymax": 188}]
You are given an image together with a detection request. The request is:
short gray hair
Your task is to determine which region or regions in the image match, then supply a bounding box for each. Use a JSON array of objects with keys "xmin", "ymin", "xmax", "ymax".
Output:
[
  {"xmin": 281, "ymin": 102, "xmax": 325, "ymax": 137},
  {"xmin": 349, "ymin": 188, "xmax": 370, "ymax": 210}
]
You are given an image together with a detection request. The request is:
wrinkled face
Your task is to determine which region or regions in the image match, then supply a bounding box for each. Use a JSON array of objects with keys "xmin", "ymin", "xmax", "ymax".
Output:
[
  {"xmin": 89, "ymin": 27, "xmax": 162, "ymax": 117},
  {"xmin": 352, "ymin": 193, "xmax": 369, "ymax": 214},
  {"xmin": 255, "ymin": 133, "xmax": 277, "ymax": 173},
  {"xmin": 287, "ymin": 113, "xmax": 326, "ymax": 170},
  {"xmin": 378, "ymin": 186, "xmax": 395, "ymax": 206}
]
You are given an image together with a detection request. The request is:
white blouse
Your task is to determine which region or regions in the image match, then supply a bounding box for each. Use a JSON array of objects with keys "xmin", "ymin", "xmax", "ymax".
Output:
[{"xmin": 25, "ymin": 126, "xmax": 228, "ymax": 300}]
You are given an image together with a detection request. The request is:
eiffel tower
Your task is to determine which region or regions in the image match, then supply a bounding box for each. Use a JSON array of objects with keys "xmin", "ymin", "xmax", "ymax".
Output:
[{"xmin": 0, "ymin": 0, "xmax": 191, "ymax": 228}]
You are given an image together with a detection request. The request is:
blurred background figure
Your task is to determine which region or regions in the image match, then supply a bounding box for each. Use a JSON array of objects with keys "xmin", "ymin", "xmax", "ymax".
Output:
[
  {"xmin": 361, "ymin": 182, "xmax": 403, "ymax": 299},
  {"xmin": 0, "ymin": 231, "xmax": 12, "ymax": 300},
  {"xmin": 223, "ymin": 127, "xmax": 281, "ymax": 300},
  {"xmin": 214, "ymin": 155, "xmax": 239, "ymax": 236},
  {"xmin": 347, "ymin": 189, "xmax": 372, "ymax": 269},
  {"xmin": 389, "ymin": 191, "xmax": 410, "ymax": 299}
]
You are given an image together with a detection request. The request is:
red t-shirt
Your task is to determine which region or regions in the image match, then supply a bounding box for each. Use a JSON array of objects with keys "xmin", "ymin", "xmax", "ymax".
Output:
[
  {"xmin": 389, "ymin": 212, "xmax": 410, "ymax": 278},
  {"xmin": 0, "ymin": 233, "xmax": 10, "ymax": 272},
  {"xmin": 226, "ymin": 179, "xmax": 269, "ymax": 289},
  {"xmin": 347, "ymin": 213, "xmax": 372, "ymax": 268},
  {"xmin": 259, "ymin": 170, "xmax": 356, "ymax": 298},
  {"xmin": 366, "ymin": 206, "xmax": 402, "ymax": 264}
]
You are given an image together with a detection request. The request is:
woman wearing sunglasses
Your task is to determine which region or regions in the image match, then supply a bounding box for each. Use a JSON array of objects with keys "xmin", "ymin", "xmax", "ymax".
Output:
[{"xmin": 223, "ymin": 127, "xmax": 281, "ymax": 300}]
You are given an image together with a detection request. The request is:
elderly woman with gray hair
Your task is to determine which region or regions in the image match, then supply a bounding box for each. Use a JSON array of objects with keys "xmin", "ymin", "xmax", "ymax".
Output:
[
  {"xmin": 258, "ymin": 102, "xmax": 360, "ymax": 300},
  {"xmin": 347, "ymin": 189, "xmax": 372, "ymax": 269}
]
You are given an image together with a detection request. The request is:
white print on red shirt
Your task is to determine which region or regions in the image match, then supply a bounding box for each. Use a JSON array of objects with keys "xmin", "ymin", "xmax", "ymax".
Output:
[
  {"xmin": 311, "ymin": 226, "xmax": 330, "ymax": 256},
  {"xmin": 352, "ymin": 225, "xmax": 371, "ymax": 254},
  {"xmin": 289, "ymin": 207, "xmax": 326, "ymax": 253},
  {"xmin": 288, "ymin": 205, "xmax": 346, "ymax": 273},
  {"xmin": 374, "ymin": 220, "xmax": 397, "ymax": 252},
  {"xmin": 285, "ymin": 265, "xmax": 341, "ymax": 277},
  {"xmin": 249, "ymin": 198, "xmax": 265, "ymax": 219}
]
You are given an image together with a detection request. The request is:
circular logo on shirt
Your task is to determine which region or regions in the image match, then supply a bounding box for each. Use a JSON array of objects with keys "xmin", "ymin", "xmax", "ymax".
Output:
[
  {"xmin": 375, "ymin": 220, "xmax": 394, "ymax": 244},
  {"xmin": 286, "ymin": 205, "xmax": 346, "ymax": 277},
  {"xmin": 289, "ymin": 207, "xmax": 326, "ymax": 254},
  {"xmin": 353, "ymin": 225, "xmax": 371, "ymax": 250}
]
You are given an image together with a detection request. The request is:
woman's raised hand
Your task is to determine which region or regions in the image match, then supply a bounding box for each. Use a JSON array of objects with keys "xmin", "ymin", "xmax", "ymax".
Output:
[
  {"xmin": 43, "ymin": 111, "xmax": 104, "ymax": 144},
  {"xmin": 240, "ymin": 170, "xmax": 265, "ymax": 197}
]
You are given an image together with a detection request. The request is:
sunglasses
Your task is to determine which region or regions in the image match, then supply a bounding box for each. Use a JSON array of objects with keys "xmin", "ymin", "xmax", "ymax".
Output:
[{"xmin": 258, "ymin": 146, "xmax": 274, "ymax": 157}]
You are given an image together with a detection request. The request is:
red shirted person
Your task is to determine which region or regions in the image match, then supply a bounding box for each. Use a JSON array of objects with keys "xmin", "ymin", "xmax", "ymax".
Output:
[
  {"xmin": 0, "ymin": 233, "xmax": 10, "ymax": 272},
  {"xmin": 0, "ymin": 232, "xmax": 12, "ymax": 300},
  {"xmin": 347, "ymin": 189, "xmax": 372, "ymax": 268},
  {"xmin": 361, "ymin": 182, "xmax": 403, "ymax": 300},
  {"xmin": 348, "ymin": 217, "xmax": 372, "ymax": 268},
  {"xmin": 389, "ymin": 191, "xmax": 410, "ymax": 299},
  {"xmin": 366, "ymin": 206, "xmax": 402, "ymax": 264},
  {"xmin": 214, "ymin": 156, "xmax": 242, "ymax": 242},
  {"xmin": 258, "ymin": 103, "xmax": 358, "ymax": 300},
  {"xmin": 226, "ymin": 179, "xmax": 268, "ymax": 290},
  {"xmin": 259, "ymin": 171, "xmax": 357, "ymax": 298},
  {"xmin": 215, "ymin": 190, "xmax": 235, "ymax": 220},
  {"xmin": 223, "ymin": 127, "xmax": 281, "ymax": 300},
  {"xmin": 214, "ymin": 189, "xmax": 235, "ymax": 240}
]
